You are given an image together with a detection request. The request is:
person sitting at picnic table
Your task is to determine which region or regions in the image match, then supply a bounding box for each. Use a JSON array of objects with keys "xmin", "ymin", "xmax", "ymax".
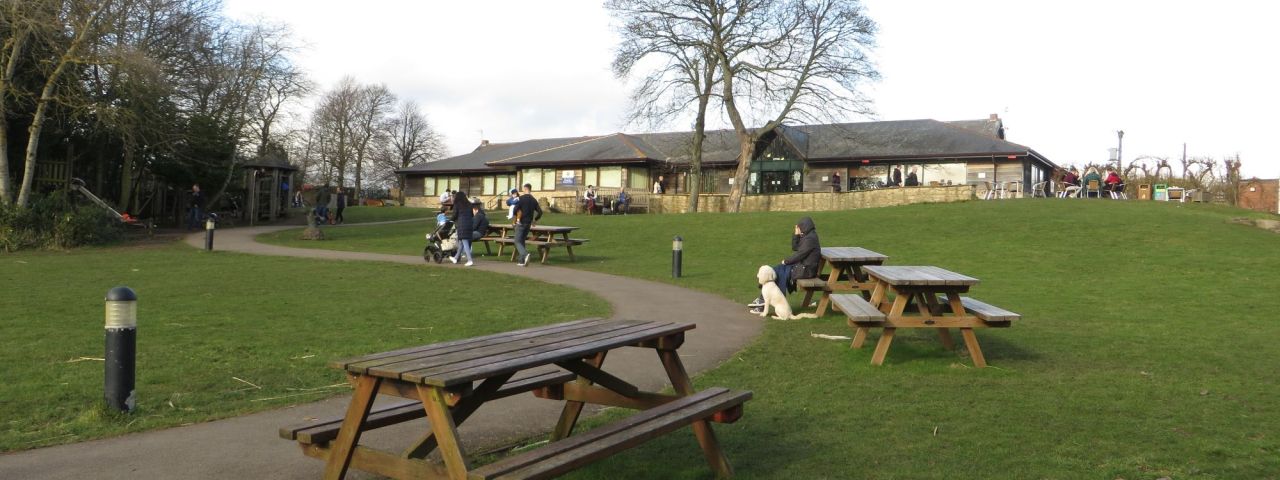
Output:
[
  {"xmin": 584, "ymin": 185, "xmax": 598, "ymax": 214},
  {"xmin": 450, "ymin": 190, "xmax": 475, "ymax": 266},
  {"xmin": 1103, "ymin": 168, "xmax": 1124, "ymax": 198},
  {"xmin": 1081, "ymin": 167, "xmax": 1103, "ymax": 197},
  {"xmin": 748, "ymin": 217, "xmax": 822, "ymax": 313},
  {"xmin": 613, "ymin": 189, "xmax": 630, "ymax": 214},
  {"xmin": 470, "ymin": 201, "xmax": 489, "ymax": 242}
]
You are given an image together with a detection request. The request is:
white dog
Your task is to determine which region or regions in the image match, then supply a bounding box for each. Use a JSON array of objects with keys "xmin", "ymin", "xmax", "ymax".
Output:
[{"xmin": 756, "ymin": 265, "xmax": 817, "ymax": 320}]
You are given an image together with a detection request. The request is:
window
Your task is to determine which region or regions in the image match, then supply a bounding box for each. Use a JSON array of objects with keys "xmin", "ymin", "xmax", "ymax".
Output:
[
  {"xmin": 525, "ymin": 169, "xmax": 543, "ymax": 191},
  {"xmin": 584, "ymin": 169, "xmax": 597, "ymax": 188},
  {"xmin": 542, "ymin": 170, "xmax": 555, "ymax": 190},
  {"xmin": 599, "ymin": 167, "xmax": 622, "ymax": 188},
  {"xmin": 424, "ymin": 177, "xmax": 436, "ymax": 196},
  {"xmin": 628, "ymin": 168, "xmax": 650, "ymax": 189},
  {"xmin": 483, "ymin": 176, "xmax": 495, "ymax": 195}
]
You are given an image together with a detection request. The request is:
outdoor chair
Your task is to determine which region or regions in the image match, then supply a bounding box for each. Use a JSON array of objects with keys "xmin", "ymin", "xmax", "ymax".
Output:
[
  {"xmin": 1031, "ymin": 181, "xmax": 1048, "ymax": 198},
  {"xmin": 1084, "ymin": 180, "xmax": 1101, "ymax": 199},
  {"xmin": 1107, "ymin": 183, "xmax": 1127, "ymax": 199}
]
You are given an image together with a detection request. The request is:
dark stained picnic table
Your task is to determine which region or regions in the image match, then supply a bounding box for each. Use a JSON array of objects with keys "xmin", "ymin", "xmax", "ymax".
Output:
[{"xmin": 285, "ymin": 319, "xmax": 749, "ymax": 480}]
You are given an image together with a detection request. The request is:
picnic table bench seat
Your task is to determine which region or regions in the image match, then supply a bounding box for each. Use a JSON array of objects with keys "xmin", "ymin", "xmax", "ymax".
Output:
[
  {"xmin": 830, "ymin": 294, "xmax": 886, "ymax": 324},
  {"xmin": 279, "ymin": 370, "xmax": 578, "ymax": 445},
  {"xmin": 490, "ymin": 237, "xmax": 589, "ymax": 263},
  {"xmin": 959, "ymin": 297, "xmax": 1020, "ymax": 325},
  {"xmin": 466, "ymin": 387, "xmax": 752, "ymax": 480}
]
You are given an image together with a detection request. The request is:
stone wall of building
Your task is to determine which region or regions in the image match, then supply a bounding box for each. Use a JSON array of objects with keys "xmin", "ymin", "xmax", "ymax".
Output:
[{"xmin": 647, "ymin": 185, "xmax": 975, "ymax": 214}]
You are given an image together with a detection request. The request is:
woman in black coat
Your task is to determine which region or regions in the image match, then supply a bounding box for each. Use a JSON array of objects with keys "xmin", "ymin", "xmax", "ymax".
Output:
[
  {"xmin": 749, "ymin": 217, "xmax": 821, "ymax": 309},
  {"xmin": 450, "ymin": 191, "xmax": 475, "ymax": 266}
]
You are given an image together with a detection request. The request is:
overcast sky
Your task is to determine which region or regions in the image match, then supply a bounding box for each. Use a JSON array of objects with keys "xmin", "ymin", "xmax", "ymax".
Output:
[{"xmin": 223, "ymin": 0, "xmax": 1280, "ymax": 178}]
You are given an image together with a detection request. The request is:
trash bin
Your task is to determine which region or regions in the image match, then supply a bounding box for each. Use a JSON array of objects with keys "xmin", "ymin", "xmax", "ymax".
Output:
[
  {"xmin": 1153, "ymin": 184, "xmax": 1168, "ymax": 201},
  {"xmin": 1138, "ymin": 184, "xmax": 1152, "ymax": 200}
]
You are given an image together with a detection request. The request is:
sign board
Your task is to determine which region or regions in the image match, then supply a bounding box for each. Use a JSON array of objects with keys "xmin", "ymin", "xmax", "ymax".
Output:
[{"xmin": 561, "ymin": 170, "xmax": 575, "ymax": 185}]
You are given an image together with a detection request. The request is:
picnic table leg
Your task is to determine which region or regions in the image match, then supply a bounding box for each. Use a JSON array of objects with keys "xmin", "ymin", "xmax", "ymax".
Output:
[
  {"xmin": 920, "ymin": 294, "xmax": 954, "ymax": 350},
  {"xmin": 402, "ymin": 373, "xmax": 514, "ymax": 459},
  {"xmin": 960, "ymin": 328, "xmax": 987, "ymax": 368},
  {"xmin": 551, "ymin": 351, "xmax": 607, "ymax": 440},
  {"xmin": 850, "ymin": 326, "xmax": 869, "ymax": 349},
  {"xmin": 417, "ymin": 385, "xmax": 470, "ymax": 480},
  {"xmin": 870, "ymin": 328, "xmax": 896, "ymax": 366},
  {"xmin": 322, "ymin": 375, "xmax": 382, "ymax": 480},
  {"xmin": 657, "ymin": 349, "xmax": 734, "ymax": 478}
]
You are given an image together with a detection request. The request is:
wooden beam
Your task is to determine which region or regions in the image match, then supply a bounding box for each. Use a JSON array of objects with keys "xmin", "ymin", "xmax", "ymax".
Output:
[{"xmin": 554, "ymin": 359, "xmax": 640, "ymax": 398}]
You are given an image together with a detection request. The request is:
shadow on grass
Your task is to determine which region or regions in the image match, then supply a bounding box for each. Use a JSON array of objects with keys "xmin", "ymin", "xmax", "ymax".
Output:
[{"xmin": 839, "ymin": 328, "xmax": 1042, "ymax": 366}]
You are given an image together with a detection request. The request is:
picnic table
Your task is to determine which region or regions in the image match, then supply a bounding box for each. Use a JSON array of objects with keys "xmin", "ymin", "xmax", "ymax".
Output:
[
  {"xmin": 484, "ymin": 224, "xmax": 588, "ymax": 264},
  {"xmin": 829, "ymin": 265, "xmax": 1019, "ymax": 368},
  {"xmin": 280, "ymin": 319, "xmax": 751, "ymax": 480},
  {"xmin": 798, "ymin": 247, "xmax": 888, "ymax": 316}
]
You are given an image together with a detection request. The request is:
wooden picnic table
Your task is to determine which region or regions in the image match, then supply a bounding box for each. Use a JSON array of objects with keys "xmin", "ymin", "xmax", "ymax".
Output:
[
  {"xmin": 281, "ymin": 319, "xmax": 750, "ymax": 480},
  {"xmin": 803, "ymin": 247, "xmax": 888, "ymax": 316},
  {"xmin": 834, "ymin": 265, "xmax": 1016, "ymax": 367},
  {"xmin": 486, "ymin": 224, "xmax": 586, "ymax": 263}
]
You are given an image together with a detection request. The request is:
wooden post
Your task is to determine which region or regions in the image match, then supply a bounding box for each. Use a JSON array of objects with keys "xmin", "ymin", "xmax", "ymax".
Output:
[
  {"xmin": 657, "ymin": 349, "xmax": 734, "ymax": 478},
  {"xmin": 270, "ymin": 169, "xmax": 281, "ymax": 220},
  {"xmin": 322, "ymin": 375, "xmax": 381, "ymax": 480}
]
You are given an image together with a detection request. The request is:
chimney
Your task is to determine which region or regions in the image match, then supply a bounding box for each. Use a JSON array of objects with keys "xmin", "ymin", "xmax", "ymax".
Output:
[
  {"xmin": 989, "ymin": 113, "xmax": 999, "ymax": 121},
  {"xmin": 480, "ymin": 139, "xmax": 490, "ymax": 147}
]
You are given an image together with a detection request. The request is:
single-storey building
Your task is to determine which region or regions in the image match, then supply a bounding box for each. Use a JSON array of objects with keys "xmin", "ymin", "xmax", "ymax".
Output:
[
  {"xmin": 396, "ymin": 114, "xmax": 1058, "ymax": 207},
  {"xmin": 1238, "ymin": 178, "xmax": 1279, "ymax": 214}
]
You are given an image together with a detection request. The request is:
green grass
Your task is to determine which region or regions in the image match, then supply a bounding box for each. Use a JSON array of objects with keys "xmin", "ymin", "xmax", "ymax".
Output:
[
  {"xmin": 0, "ymin": 242, "xmax": 609, "ymax": 452},
  {"xmin": 273, "ymin": 204, "xmax": 434, "ymax": 225},
  {"xmin": 260, "ymin": 200, "xmax": 1280, "ymax": 479}
]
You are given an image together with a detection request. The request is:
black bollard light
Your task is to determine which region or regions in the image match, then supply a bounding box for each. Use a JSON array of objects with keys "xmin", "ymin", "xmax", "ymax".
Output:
[
  {"xmin": 104, "ymin": 286, "xmax": 138, "ymax": 413},
  {"xmin": 204, "ymin": 213, "xmax": 218, "ymax": 251},
  {"xmin": 672, "ymin": 235, "xmax": 683, "ymax": 278}
]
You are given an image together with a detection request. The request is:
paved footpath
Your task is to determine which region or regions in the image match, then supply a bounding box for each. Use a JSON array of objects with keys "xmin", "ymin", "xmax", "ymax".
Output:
[{"xmin": 0, "ymin": 221, "xmax": 762, "ymax": 479}]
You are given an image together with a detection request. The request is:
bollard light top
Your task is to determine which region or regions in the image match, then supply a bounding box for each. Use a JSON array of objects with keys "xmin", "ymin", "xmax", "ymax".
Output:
[{"xmin": 105, "ymin": 286, "xmax": 137, "ymax": 302}]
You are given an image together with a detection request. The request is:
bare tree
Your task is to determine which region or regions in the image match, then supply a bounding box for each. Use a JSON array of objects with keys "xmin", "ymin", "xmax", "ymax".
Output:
[
  {"xmin": 608, "ymin": 0, "xmax": 722, "ymax": 213},
  {"xmin": 716, "ymin": 0, "xmax": 879, "ymax": 211},
  {"xmin": 383, "ymin": 100, "xmax": 444, "ymax": 205},
  {"xmin": 10, "ymin": 0, "xmax": 114, "ymax": 207},
  {"xmin": 0, "ymin": 0, "xmax": 40, "ymax": 205},
  {"xmin": 352, "ymin": 83, "xmax": 395, "ymax": 202}
]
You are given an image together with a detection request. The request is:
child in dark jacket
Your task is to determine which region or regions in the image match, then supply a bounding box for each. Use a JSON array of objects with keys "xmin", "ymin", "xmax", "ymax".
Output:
[{"xmin": 749, "ymin": 217, "xmax": 821, "ymax": 311}]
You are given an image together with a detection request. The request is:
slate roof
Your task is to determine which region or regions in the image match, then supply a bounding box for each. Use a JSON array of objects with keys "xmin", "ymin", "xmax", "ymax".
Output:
[
  {"xmin": 242, "ymin": 154, "xmax": 298, "ymax": 171},
  {"xmin": 946, "ymin": 117, "xmax": 1004, "ymax": 140},
  {"xmin": 397, "ymin": 117, "xmax": 1054, "ymax": 174}
]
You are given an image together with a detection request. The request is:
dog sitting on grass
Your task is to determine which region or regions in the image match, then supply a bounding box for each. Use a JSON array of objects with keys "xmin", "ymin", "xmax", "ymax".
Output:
[{"xmin": 756, "ymin": 265, "xmax": 817, "ymax": 320}]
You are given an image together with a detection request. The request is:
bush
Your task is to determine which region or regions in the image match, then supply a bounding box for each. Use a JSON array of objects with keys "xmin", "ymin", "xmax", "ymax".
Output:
[{"xmin": 0, "ymin": 192, "xmax": 123, "ymax": 252}]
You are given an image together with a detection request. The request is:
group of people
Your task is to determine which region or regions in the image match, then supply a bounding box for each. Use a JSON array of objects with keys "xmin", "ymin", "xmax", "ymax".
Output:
[
  {"xmin": 1061, "ymin": 166, "xmax": 1124, "ymax": 198},
  {"xmin": 582, "ymin": 185, "xmax": 631, "ymax": 214},
  {"xmin": 441, "ymin": 184, "xmax": 544, "ymax": 267},
  {"xmin": 886, "ymin": 166, "xmax": 920, "ymax": 187},
  {"xmin": 313, "ymin": 186, "xmax": 348, "ymax": 224}
]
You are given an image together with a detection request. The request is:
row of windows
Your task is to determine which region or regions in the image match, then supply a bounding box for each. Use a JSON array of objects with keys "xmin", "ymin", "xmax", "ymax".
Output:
[{"xmin": 425, "ymin": 167, "xmax": 651, "ymax": 195}]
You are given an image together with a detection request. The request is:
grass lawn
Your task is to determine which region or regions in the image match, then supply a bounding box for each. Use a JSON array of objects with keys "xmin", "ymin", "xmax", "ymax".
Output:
[
  {"xmin": 260, "ymin": 199, "xmax": 1280, "ymax": 479},
  {"xmin": 0, "ymin": 242, "xmax": 609, "ymax": 452}
]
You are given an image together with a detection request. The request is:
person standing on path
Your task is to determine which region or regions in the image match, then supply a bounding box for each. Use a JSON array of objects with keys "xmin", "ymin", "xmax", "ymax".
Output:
[
  {"xmin": 186, "ymin": 183, "xmax": 205, "ymax": 230},
  {"xmin": 334, "ymin": 187, "xmax": 347, "ymax": 224},
  {"xmin": 450, "ymin": 190, "xmax": 475, "ymax": 266},
  {"xmin": 315, "ymin": 185, "xmax": 331, "ymax": 224},
  {"xmin": 513, "ymin": 183, "xmax": 543, "ymax": 267}
]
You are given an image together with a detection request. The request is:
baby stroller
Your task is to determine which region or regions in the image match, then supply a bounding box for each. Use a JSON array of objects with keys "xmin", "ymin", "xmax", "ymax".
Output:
[{"xmin": 423, "ymin": 220, "xmax": 458, "ymax": 263}]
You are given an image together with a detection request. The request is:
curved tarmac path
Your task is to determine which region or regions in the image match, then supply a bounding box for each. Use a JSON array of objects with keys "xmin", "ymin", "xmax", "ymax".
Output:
[{"xmin": 0, "ymin": 221, "xmax": 763, "ymax": 480}]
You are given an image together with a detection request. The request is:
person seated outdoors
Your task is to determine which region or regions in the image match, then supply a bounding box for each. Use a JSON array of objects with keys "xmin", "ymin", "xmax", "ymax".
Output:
[
  {"xmin": 1060, "ymin": 167, "xmax": 1082, "ymax": 198},
  {"xmin": 748, "ymin": 217, "xmax": 821, "ymax": 313},
  {"xmin": 903, "ymin": 167, "xmax": 920, "ymax": 187},
  {"xmin": 470, "ymin": 201, "xmax": 490, "ymax": 241},
  {"xmin": 1103, "ymin": 168, "xmax": 1124, "ymax": 198},
  {"xmin": 583, "ymin": 185, "xmax": 597, "ymax": 214},
  {"xmin": 613, "ymin": 189, "xmax": 630, "ymax": 214},
  {"xmin": 435, "ymin": 206, "xmax": 448, "ymax": 227},
  {"xmin": 1081, "ymin": 167, "xmax": 1103, "ymax": 197}
]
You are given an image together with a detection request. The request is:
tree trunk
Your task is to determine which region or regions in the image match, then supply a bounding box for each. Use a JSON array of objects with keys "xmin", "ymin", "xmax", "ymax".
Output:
[
  {"xmin": 686, "ymin": 96, "xmax": 711, "ymax": 213},
  {"xmin": 397, "ymin": 175, "xmax": 406, "ymax": 206},
  {"xmin": 118, "ymin": 134, "xmax": 135, "ymax": 208},
  {"xmin": 0, "ymin": 28, "xmax": 28, "ymax": 206},
  {"xmin": 726, "ymin": 136, "xmax": 755, "ymax": 213}
]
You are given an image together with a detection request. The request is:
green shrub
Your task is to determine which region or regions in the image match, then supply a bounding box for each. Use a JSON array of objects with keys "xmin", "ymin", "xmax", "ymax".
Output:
[{"xmin": 0, "ymin": 192, "xmax": 122, "ymax": 252}]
